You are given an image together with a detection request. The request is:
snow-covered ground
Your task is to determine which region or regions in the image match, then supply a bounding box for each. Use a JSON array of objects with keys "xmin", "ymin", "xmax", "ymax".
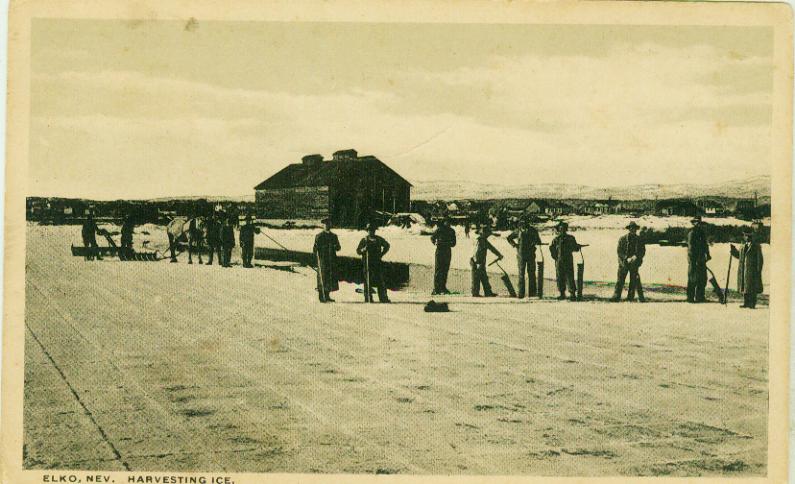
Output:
[{"xmin": 24, "ymin": 224, "xmax": 769, "ymax": 475}]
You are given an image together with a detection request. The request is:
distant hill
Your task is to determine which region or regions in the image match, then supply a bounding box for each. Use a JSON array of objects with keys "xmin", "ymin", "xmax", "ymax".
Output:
[{"xmin": 412, "ymin": 175, "xmax": 771, "ymax": 202}]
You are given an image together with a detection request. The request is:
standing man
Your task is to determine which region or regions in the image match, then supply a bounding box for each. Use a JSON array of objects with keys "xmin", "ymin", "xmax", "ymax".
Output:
[
  {"xmin": 549, "ymin": 221, "xmax": 580, "ymax": 301},
  {"xmin": 238, "ymin": 214, "xmax": 259, "ymax": 268},
  {"xmin": 507, "ymin": 217, "xmax": 542, "ymax": 299},
  {"xmin": 732, "ymin": 227, "xmax": 764, "ymax": 309},
  {"xmin": 313, "ymin": 217, "xmax": 341, "ymax": 303},
  {"xmin": 686, "ymin": 215, "xmax": 711, "ymax": 303},
  {"xmin": 221, "ymin": 215, "xmax": 236, "ymax": 267},
  {"xmin": 470, "ymin": 225, "xmax": 502, "ymax": 297},
  {"xmin": 356, "ymin": 222, "xmax": 391, "ymax": 303},
  {"xmin": 81, "ymin": 212, "xmax": 102, "ymax": 261},
  {"xmin": 430, "ymin": 216, "xmax": 457, "ymax": 295},
  {"xmin": 120, "ymin": 214, "xmax": 135, "ymax": 259},
  {"xmin": 610, "ymin": 221, "xmax": 646, "ymax": 302},
  {"xmin": 205, "ymin": 213, "xmax": 223, "ymax": 265}
]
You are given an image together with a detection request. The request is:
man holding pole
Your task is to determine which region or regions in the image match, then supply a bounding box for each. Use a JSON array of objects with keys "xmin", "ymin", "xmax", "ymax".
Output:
[
  {"xmin": 549, "ymin": 221, "xmax": 581, "ymax": 301},
  {"xmin": 686, "ymin": 215, "xmax": 710, "ymax": 303},
  {"xmin": 430, "ymin": 216, "xmax": 456, "ymax": 295},
  {"xmin": 356, "ymin": 222, "xmax": 391, "ymax": 303},
  {"xmin": 239, "ymin": 214, "xmax": 259, "ymax": 268},
  {"xmin": 313, "ymin": 217, "xmax": 341, "ymax": 303},
  {"xmin": 470, "ymin": 225, "xmax": 502, "ymax": 297},
  {"xmin": 610, "ymin": 221, "xmax": 646, "ymax": 302},
  {"xmin": 507, "ymin": 216, "xmax": 542, "ymax": 299}
]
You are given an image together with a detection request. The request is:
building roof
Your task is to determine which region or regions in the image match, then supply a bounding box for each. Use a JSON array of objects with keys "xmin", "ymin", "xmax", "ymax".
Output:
[{"xmin": 255, "ymin": 152, "xmax": 412, "ymax": 190}]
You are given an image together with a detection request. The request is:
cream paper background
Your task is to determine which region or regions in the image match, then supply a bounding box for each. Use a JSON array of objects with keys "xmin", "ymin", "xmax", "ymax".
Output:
[{"xmin": 2, "ymin": 1, "xmax": 792, "ymax": 483}]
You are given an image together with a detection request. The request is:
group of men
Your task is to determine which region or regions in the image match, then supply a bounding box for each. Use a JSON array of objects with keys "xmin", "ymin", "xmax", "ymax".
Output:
[
  {"xmin": 81, "ymin": 212, "xmax": 260, "ymax": 268},
  {"xmin": 201, "ymin": 213, "xmax": 259, "ymax": 268},
  {"xmin": 312, "ymin": 214, "xmax": 765, "ymax": 308},
  {"xmin": 313, "ymin": 218, "xmax": 393, "ymax": 303},
  {"xmin": 82, "ymin": 210, "xmax": 764, "ymax": 309}
]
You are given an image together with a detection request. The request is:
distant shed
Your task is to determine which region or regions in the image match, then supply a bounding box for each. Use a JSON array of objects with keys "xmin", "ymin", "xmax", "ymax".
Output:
[{"xmin": 254, "ymin": 149, "xmax": 412, "ymax": 228}]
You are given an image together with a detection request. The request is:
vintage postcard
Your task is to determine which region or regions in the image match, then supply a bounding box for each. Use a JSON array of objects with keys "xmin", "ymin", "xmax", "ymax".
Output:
[{"xmin": 1, "ymin": 1, "xmax": 793, "ymax": 483}]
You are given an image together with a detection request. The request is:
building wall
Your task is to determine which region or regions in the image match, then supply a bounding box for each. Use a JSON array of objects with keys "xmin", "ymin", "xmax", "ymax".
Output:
[{"xmin": 255, "ymin": 186, "xmax": 329, "ymax": 219}]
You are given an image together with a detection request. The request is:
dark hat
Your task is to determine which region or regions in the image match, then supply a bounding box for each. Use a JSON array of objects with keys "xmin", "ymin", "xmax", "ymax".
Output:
[
  {"xmin": 691, "ymin": 215, "xmax": 702, "ymax": 223},
  {"xmin": 556, "ymin": 221, "xmax": 568, "ymax": 230},
  {"xmin": 366, "ymin": 221, "xmax": 378, "ymax": 231},
  {"xmin": 321, "ymin": 217, "xmax": 331, "ymax": 224},
  {"xmin": 626, "ymin": 221, "xmax": 640, "ymax": 230}
]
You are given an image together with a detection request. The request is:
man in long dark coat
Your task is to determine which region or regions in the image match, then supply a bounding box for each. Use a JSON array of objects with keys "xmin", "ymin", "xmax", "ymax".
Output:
[
  {"xmin": 82, "ymin": 213, "xmax": 102, "ymax": 261},
  {"xmin": 430, "ymin": 216, "xmax": 456, "ymax": 295},
  {"xmin": 470, "ymin": 225, "xmax": 502, "ymax": 297},
  {"xmin": 205, "ymin": 214, "xmax": 223, "ymax": 265},
  {"xmin": 686, "ymin": 215, "xmax": 711, "ymax": 303},
  {"xmin": 507, "ymin": 217, "xmax": 542, "ymax": 299},
  {"xmin": 357, "ymin": 223, "xmax": 391, "ymax": 303},
  {"xmin": 313, "ymin": 217, "xmax": 341, "ymax": 302},
  {"xmin": 611, "ymin": 221, "xmax": 646, "ymax": 302},
  {"xmin": 120, "ymin": 215, "xmax": 135, "ymax": 259},
  {"xmin": 220, "ymin": 216, "xmax": 236, "ymax": 267},
  {"xmin": 239, "ymin": 214, "xmax": 259, "ymax": 268},
  {"xmin": 732, "ymin": 228, "xmax": 764, "ymax": 309},
  {"xmin": 549, "ymin": 221, "xmax": 580, "ymax": 301}
]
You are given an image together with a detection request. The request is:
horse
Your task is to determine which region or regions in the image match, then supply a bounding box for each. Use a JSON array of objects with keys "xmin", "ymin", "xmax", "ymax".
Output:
[{"xmin": 165, "ymin": 216, "xmax": 206, "ymax": 264}]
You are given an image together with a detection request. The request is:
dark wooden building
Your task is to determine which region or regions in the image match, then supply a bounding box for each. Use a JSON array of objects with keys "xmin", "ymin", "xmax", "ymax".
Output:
[{"xmin": 254, "ymin": 149, "xmax": 412, "ymax": 228}]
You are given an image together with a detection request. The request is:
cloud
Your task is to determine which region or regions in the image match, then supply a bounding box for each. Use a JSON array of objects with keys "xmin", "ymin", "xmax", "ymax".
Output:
[{"xmin": 29, "ymin": 38, "xmax": 773, "ymax": 199}]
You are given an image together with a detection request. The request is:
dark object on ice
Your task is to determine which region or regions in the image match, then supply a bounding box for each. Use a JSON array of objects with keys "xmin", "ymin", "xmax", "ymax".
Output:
[
  {"xmin": 424, "ymin": 300, "xmax": 450, "ymax": 313},
  {"xmin": 255, "ymin": 247, "xmax": 409, "ymax": 289}
]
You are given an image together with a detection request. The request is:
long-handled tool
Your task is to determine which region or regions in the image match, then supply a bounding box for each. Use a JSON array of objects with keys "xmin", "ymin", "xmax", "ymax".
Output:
[
  {"xmin": 363, "ymin": 246, "xmax": 373, "ymax": 303},
  {"xmin": 536, "ymin": 245, "xmax": 545, "ymax": 299},
  {"xmin": 706, "ymin": 265, "xmax": 725, "ymax": 304},
  {"xmin": 723, "ymin": 245, "xmax": 735, "ymax": 305},
  {"xmin": 316, "ymin": 251, "xmax": 326, "ymax": 301},
  {"xmin": 576, "ymin": 245, "xmax": 589, "ymax": 301},
  {"xmin": 489, "ymin": 259, "xmax": 517, "ymax": 298},
  {"xmin": 261, "ymin": 230, "xmax": 318, "ymax": 273}
]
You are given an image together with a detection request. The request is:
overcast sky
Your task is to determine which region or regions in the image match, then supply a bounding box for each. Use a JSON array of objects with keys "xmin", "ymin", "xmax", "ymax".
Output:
[{"xmin": 30, "ymin": 20, "xmax": 773, "ymax": 199}]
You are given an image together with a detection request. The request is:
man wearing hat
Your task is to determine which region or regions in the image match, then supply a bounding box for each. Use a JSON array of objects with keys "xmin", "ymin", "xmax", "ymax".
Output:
[
  {"xmin": 356, "ymin": 222, "xmax": 391, "ymax": 303},
  {"xmin": 611, "ymin": 221, "xmax": 646, "ymax": 302},
  {"xmin": 686, "ymin": 215, "xmax": 711, "ymax": 303},
  {"xmin": 549, "ymin": 221, "xmax": 581, "ymax": 301},
  {"xmin": 470, "ymin": 224, "xmax": 502, "ymax": 297},
  {"xmin": 204, "ymin": 212, "xmax": 223, "ymax": 265},
  {"xmin": 120, "ymin": 214, "xmax": 136, "ymax": 259},
  {"xmin": 220, "ymin": 214, "xmax": 236, "ymax": 267},
  {"xmin": 731, "ymin": 227, "xmax": 764, "ymax": 309},
  {"xmin": 81, "ymin": 212, "xmax": 103, "ymax": 261},
  {"xmin": 313, "ymin": 217, "xmax": 341, "ymax": 302},
  {"xmin": 430, "ymin": 216, "xmax": 457, "ymax": 295},
  {"xmin": 507, "ymin": 217, "xmax": 542, "ymax": 299},
  {"xmin": 238, "ymin": 214, "xmax": 260, "ymax": 268}
]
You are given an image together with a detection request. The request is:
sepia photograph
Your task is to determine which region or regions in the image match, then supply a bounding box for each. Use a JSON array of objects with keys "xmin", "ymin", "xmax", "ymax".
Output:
[{"xmin": 2, "ymin": 1, "xmax": 792, "ymax": 483}]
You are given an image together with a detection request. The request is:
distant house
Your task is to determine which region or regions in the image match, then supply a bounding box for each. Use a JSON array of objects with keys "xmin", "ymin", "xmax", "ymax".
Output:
[
  {"xmin": 544, "ymin": 201, "xmax": 573, "ymax": 216},
  {"xmin": 254, "ymin": 149, "xmax": 412, "ymax": 228},
  {"xmin": 615, "ymin": 200, "xmax": 652, "ymax": 215},
  {"xmin": 655, "ymin": 199, "xmax": 700, "ymax": 217},
  {"xmin": 698, "ymin": 200, "xmax": 726, "ymax": 216},
  {"xmin": 525, "ymin": 200, "xmax": 548, "ymax": 215}
]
